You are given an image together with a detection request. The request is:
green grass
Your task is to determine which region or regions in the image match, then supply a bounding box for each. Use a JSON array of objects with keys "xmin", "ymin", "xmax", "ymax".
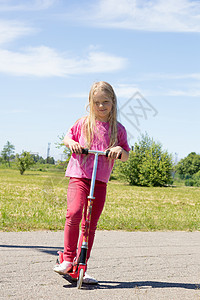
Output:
[{"xmin": 0, "ymin": 169, "xmax": 200, "ymax": 231}]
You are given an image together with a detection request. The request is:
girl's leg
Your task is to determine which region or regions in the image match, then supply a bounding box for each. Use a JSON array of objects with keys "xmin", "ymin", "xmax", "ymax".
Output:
[
  {"xmin": 63, "ymin": 178, "xmax": 89, "ymax": 262},
  {"xmin": 77, "ymin": 180, "xmax": 107, "ymax": 261}
]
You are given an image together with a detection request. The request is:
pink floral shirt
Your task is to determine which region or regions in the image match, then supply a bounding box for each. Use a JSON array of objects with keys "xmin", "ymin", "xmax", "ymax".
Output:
[{"xmin": 65, "ymin": 118, "xmax": 130, "ymax": 183}]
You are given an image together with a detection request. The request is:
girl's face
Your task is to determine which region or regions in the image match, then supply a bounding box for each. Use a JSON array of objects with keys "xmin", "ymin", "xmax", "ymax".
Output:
[{"xmin": 92, "ymin": 90, "xmax": 113, "ymax": 122}]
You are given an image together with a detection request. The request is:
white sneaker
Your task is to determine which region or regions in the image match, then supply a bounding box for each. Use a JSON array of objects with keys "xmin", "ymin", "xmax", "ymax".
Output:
[
  {"xmin": 53, "ymin": 261, "xmax": 72, "ymax": 275},
  {"xmin": 83, "ymin": 272, "xmax": 98, "ymax": 284}
]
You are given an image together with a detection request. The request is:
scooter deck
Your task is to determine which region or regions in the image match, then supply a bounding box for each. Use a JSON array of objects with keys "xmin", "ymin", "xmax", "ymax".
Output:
[{"xmin": 56, "ymin": 251, "xmax": 86, "ymax": 280}]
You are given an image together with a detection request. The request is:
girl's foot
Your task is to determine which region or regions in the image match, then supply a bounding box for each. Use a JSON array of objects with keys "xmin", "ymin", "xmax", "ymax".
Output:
[
  {"xmin": 83, "ymin": 272, "xmax": 98, "ymax": 284},
  {"xmin": 53, "ymin": 261, "xmax": 72, "ymax": 275}
]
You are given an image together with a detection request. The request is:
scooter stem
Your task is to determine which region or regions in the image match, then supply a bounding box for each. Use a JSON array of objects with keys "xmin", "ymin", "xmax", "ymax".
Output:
[{"xmin": 88, "ymin": 153, "xmax": 99, "ymax": 199}]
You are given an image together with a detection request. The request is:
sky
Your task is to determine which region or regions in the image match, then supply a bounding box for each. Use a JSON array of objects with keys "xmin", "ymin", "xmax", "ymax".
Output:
[{"xmin": 0, "ymin": 0, "xmax": 200, "ymax": 162}]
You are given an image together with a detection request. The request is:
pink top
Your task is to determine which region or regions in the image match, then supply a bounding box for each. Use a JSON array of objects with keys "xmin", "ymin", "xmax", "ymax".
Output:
[{"xmin": 65, "ymin": 118, "xmax": 131, "ymax": 183}]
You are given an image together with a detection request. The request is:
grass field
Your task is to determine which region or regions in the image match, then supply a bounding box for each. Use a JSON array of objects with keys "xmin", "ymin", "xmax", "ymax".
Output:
[{"xmin": 0, "ymin": 169, "xmax": 200, "ymax": 231}]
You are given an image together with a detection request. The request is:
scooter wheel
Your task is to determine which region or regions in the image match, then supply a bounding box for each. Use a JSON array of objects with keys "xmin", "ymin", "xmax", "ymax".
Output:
[{"xmin": 77, "ymin": 268, "xmax": 84, "ymax": 289}]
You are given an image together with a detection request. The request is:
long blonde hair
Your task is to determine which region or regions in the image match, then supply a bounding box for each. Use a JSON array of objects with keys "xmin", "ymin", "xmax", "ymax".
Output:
[{"xmin": 83, "ymin": 81, "xmax": 118, "ymax": 149}]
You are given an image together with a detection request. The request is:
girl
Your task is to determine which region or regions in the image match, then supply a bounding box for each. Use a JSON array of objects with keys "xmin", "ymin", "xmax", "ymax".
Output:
[{"xmin": 54, "ymin": 81, "xmax": 130, "ymax": 284}]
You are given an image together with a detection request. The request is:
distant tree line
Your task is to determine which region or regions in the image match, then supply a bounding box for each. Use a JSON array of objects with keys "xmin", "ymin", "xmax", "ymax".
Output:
[
  {"xmin": 0, "ymin": 141, "xmax": 55, "ymax": 175},
  {"xmin": 1, "ymin": 138, "xmax": 200, "ymax": 185},
  {"xmin": 31, "ymin": 154, "xmax": 55, "ymax": 165}
]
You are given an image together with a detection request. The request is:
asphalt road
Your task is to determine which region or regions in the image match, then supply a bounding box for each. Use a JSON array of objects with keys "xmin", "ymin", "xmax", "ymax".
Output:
[{"xmin": 1, "ymin": 231, "xmax": 200, "ymax": 300}]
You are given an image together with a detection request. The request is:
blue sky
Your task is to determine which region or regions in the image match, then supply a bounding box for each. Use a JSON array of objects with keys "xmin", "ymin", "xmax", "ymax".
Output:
[{"xmin": 0, "ymin": 0, "xmax": 200, "ymax": 161}]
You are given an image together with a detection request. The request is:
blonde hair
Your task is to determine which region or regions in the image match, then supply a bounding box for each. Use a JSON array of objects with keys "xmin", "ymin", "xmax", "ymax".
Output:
[{"xmin": 83, "ymin": 81, "xmax": 118, "ymax": 149}]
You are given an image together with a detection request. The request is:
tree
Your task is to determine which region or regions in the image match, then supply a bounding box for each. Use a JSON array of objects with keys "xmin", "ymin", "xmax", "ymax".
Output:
[
  {"xmin": 16, "ymin": 151, "xmax": 35, "ymax": 175},
  {"xmin": 56, "ymin": 134, "xmax": 71, "ymax": 165},
  {"xmin": 192, "ymin": 171, "xmax": 200, "ymax": 186},
  {"xmin": 31, "ymin": 154, "xmax": 45, "ymax": 164},
  {"xmin": 1, "ymin": 141, "xmax": 15, "ymax": 167},
  {"xmin": 117, "ymin": 133, "xmax": 173, "ymax": 187},
  {"xmin": 176, "ymin": 152, "xmax": 200, "ymax": 178},
  {"xmin": 45, "ymin": 156, "xmax": 55, "ymax": 164}
]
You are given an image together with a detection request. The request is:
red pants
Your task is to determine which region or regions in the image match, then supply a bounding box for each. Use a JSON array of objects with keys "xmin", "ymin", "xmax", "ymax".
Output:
[{"xmin": 64, "ymin": 177, "xmax": 107, "ymax": 262}]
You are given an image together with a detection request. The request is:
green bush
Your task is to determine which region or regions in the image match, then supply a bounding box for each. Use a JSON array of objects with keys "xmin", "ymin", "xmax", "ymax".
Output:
[
  {"xmin": 185, "ymin": 171, "xmax": 200, "ymax": 187},
  {"xmin": 16, "ymin": 151, "xmax": 35, "ymax": 175},
  {"xmin": 116, "ymin": 134, "xmax": 173, "ymax": 187},
  {"xmin": 193, "ymin": 171, "xmax": 200, "ymax": 186},
  {"xmin": 176, "ymin": 152, "xmax": 200, "ymax": 178}
]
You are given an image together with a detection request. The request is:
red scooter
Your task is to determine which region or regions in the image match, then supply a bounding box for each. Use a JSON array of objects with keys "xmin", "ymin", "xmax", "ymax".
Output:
[{"xmin": 56, "ymin": 148, "xmax": 121, "ymax": 289}]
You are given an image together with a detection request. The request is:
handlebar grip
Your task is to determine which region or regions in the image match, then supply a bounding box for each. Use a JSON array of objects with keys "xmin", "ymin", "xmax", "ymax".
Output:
[
  {"xmin": 82, "ymin": 148, "xmax": 88, "ymax": 155},
  {"xmin": 105, "ymin": 150, "xmax": 110, "ymax": 157},
  {"xmin": 106, "ymin": 150, "xmax": 122, "ymax": 159}
]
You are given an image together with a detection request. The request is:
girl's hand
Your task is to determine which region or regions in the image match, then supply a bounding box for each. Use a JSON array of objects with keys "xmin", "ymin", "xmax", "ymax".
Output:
[
  {"xmin": 107, "ymin": 146, "xmax": 123, "ymax": 160},
  {"xmin": 68, "ymin": 140, "xmax": 83, "ymax": 154}
]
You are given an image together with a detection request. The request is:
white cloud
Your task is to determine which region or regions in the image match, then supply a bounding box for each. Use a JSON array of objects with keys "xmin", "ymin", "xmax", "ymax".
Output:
[
  {"xmin": 0, "ymin": 46, "xmax": 127, "ymax": 77},
  {"xmin": 59, "ymin": 84, "xmax": 140, "ymax": 100},
  {"xmin": 0, "ymin": 20, "xmax": 34, "ymax": 45},
  {"xmin": 57, "ymin": 93, "xmax": 88, "ymax": 99},
  {"xmin": 168, "ymin": 89, "xmax": 200, "ymax": 97},
  {"xmin": 0, "ymin": 13, "xmax": 126, "ymax": 77},
  {"xmin": 0, "ymin": 109, "xmax": 29, "ymax": 114},
  {"xmin": 71, "ymin": 0, "xmax": 200, "ymax": 32},
  {"xmin": 188, "ymin": 73, "xmax": 200, "ymax": 80},
  {"xmin": 115, "ymin": 84, "xmax": 139, "ymax": 99},
  {"xmin": 135, "ymin": 72, "xmax": 200, "ymax": 82},
  {"xmin": 0, "ymin": 0, "xmax": 56, "ymax": 11}
]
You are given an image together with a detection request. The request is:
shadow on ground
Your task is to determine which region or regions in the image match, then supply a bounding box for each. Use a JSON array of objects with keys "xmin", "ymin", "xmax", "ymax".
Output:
[
  {"xmin": 63, "ymin": 276, "xmax": 200, "ymax": 291},
  {"xmin": 0, "ymin": 244, "xmax": 62, "ymax": 256}
]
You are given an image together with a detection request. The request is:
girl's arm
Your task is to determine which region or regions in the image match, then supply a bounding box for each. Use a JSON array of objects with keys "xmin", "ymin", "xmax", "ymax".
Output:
[
  {"xmin": 107, "ymin": 146, "xmax": 129, "ymax": 162},
  {"xmin": 63, "ymin": 134, "xmax": 83, "ymax": 154}
]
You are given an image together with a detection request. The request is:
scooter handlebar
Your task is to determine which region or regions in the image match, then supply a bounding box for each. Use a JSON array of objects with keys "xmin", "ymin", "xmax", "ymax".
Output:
[
  {"xmin": 81, "ymin": 148, "xmax": 122, "ymax": 159},
  {"xmin": 81, "ymin": 148, "xmax": 89, "ymax": 155}
]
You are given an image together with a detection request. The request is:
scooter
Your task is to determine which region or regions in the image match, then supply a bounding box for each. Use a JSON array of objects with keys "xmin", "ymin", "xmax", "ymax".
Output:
[{"xmin": 56, "ymin": 148, "xmax": 121, "ymax": 289}]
